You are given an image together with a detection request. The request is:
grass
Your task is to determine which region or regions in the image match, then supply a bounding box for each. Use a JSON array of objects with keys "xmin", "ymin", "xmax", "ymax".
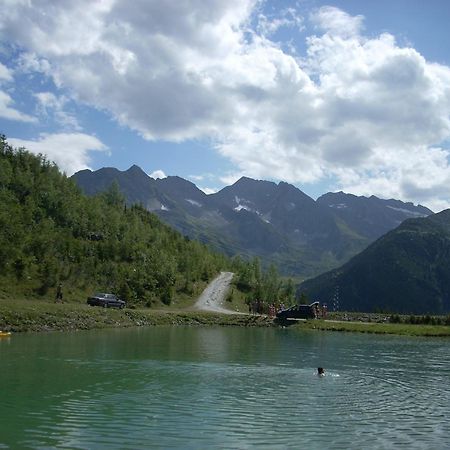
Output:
[
  {"xmin": 294, "ymin": 319, "xmax": 450, "ymax": 337},
  {"xmin": 1, "ymin": 296, "xmax": 450, "ymax": 337},
  {"xmin": 0, "ymin": 298, "xmax": 273, "ymax": 333},
  {"xmin": 0, "ymin": 271, "xmax": 255, "ymax": 333},
  {"xmin": 223, "ymin": 282, "xmax": 251, "ymax": 314}
]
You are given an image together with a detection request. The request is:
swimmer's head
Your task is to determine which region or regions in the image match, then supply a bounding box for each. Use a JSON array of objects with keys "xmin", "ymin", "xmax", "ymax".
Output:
[{"xmin": 317, "ymin": 367, "xmax": 325, "ymax": 375}]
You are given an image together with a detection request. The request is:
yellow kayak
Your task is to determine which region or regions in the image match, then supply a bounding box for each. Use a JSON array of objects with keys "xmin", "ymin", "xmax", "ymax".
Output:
[{"xmin": 0, "ymin": 331, "xmax": 11, "ymax": 337}]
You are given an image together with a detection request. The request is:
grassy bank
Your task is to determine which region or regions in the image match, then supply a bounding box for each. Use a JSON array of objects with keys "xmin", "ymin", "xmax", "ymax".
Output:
[
  {"xmin": 2, "ymin": 299, "xmax": 450, "ymax": 337},
  {"xmin": 293, "ymin": 319, "xmax": 450, "ymax": 337},
  {"xmin": 0, "ymin": 299, "xmax": 273, "ymax": 333}
]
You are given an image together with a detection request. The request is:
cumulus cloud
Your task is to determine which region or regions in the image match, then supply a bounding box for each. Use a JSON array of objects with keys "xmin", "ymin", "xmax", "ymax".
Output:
[
  {"xmin": 8, "ymin": 133, "xmax": 107, "ymax": 175},
  {"xmin": 149, "ymin": 169, "xmax": 166, "ymax": 179},
  {"xmin": 1, "ymin": 1, "xmax": 450, "ymax": 208}
]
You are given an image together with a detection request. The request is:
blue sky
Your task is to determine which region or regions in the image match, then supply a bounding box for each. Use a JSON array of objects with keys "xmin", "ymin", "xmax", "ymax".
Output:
[{"xmin": 1, "ymin": 0, "xmax": 450, "ymax": 210}]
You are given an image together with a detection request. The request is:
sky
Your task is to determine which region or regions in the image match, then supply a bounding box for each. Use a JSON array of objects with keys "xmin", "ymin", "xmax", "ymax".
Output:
[{"xmin": 1, "ymin": 0, "xmax": 450, "ymax": 211}]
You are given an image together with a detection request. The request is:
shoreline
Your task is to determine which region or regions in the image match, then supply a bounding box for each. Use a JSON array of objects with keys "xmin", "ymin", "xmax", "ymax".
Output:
[
  {"xmin": 0, "ymin": 299, "xmax": 273, "ymax": 333},
  {"xmin": 1, "ymin": 299, "xmax": 450, "ymax": 336},
  {"xmin": 292, "ymin": 318, "xmax": 450, "ymax": 337}
]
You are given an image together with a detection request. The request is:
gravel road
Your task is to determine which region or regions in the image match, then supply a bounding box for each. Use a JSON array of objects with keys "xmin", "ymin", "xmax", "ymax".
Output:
[{"xmin": 194, "ymin": 271, "xmax": 243, "ymax": 314}]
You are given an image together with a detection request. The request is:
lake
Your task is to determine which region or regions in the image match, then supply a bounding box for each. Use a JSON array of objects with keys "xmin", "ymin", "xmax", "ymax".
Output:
[{"xmin": 1, "ymin": 326, "xmax": 449, "ymax": 449}]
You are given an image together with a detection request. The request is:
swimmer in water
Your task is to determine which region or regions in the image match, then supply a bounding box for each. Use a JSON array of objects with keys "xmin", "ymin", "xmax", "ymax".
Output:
[{"xmin": 317, "ymin": 367, "xmax": 325, "ymax": 376}]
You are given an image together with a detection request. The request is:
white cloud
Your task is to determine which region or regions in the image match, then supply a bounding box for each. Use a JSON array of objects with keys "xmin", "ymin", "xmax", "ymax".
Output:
[
  {"xmin": 16, "ymin": 52, "xmax": 51, "ymax": 76},
  {"xmin": 257, "ymin": 7, "xmax": 304, "ymax": 37},
  {"xmin": 189, "ymin": 174, "xmax": 204, "ymax": 182},
  {"xmin": 1, "ymin": 1, "xmax": 450, "ymax": 208},
  {"xmin": 34, "ymin": 91, "xmax": 81, "ymax": 130},
  {"xmin": 199, "ymin": 186, "xmax": 218, "ymax": 195},
  {"xmin": 189, "ymin": 172, "xmax": 218, "ymax": 183},
  {"xmin": 310, "ymin": 6, "xmax": 364, "ymax": 37},
  {"xmin": 149, "ymin": 169, "xmax": 166, "ymax": 179},
  {"xmin": 0, "ymin": 62, "xmax": 13, "ymax": 81},
  {"xmin": 219, "ymin": 172, "xmax": 246, "ymax": 186},
  {"xmin": 0, "ymin": 61, "xmax": 37, "ymax": 123},
  {"xmin": 8, "ymin": 133, "xmax": 107, "ymax": 175},
  {"xmin": 0, "ymin": 90, "xmax": 37, "ymax": 122}
]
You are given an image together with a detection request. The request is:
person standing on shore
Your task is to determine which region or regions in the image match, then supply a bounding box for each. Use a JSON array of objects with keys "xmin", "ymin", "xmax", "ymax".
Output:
[{"xmin": 55, "ymin": 283, "xmax": 63, "ymax": 303}]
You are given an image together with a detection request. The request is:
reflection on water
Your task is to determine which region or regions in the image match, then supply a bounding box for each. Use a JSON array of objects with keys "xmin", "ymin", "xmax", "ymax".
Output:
[{"xmin": 1, "ymin": 327, "xmax": 449, "ymax": 449}]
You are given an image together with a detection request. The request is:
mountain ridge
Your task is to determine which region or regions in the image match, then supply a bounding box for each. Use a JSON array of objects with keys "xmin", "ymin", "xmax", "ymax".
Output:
[{"xmin": 72, "ymin": 165, "xmax": 433, "ymax": 278}]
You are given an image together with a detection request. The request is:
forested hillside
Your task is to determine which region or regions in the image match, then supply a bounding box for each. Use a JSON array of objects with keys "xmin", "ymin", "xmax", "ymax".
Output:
[
  {"xmin": 299, "ymin": 210, "xmax": 450, "ymax": 314},
  {"xmin": 0, "ymin": 136, "xmax": 294, "ymax": 308},
  {"xmin": 0, "ymin": 136, "xmax": 229, "ymax": 305}
]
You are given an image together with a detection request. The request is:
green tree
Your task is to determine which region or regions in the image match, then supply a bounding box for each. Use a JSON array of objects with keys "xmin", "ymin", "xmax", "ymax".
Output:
[
  {"xmin": 102, "ymin": 180, "xmax": 125, "ymax": 207},
  {"xmin": 283, "ymin": 278, "xmax": 296, "ymax": 305}
]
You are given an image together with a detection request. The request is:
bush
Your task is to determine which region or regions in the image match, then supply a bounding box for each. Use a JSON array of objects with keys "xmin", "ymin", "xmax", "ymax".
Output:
[{"xmin": 389, "ymin": 314, "xmax": 401, "ymax": 323}]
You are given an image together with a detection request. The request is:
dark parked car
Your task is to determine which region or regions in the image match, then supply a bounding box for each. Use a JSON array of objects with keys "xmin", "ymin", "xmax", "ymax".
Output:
[
  {"xmin": 87, "ymin": 293, "xmax": 125, "ymax": 309},
  {"xmin": 276, "ymin": 302, "xmax": 318, "ymax": 320}
]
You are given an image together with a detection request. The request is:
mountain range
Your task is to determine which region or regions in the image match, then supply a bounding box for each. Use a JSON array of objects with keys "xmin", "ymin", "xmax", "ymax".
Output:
[
  {"xmin": 299, "ymin": 209, "xmax": 450, "ymax": 314},
  {"xmin": 72, "ymin": 166, "xmax": 432, "ymax": 278}
]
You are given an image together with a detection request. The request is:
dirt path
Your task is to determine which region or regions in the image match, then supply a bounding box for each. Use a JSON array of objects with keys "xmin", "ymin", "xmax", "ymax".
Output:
[{"xmin": 194, "ymin": 271, "xmax": 244, "ymax": 315}]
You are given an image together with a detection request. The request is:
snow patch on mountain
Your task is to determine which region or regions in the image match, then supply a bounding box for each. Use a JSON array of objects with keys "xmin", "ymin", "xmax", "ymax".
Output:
[
  {"xmin": 186, "ymin": 199, "xmax": 202, "ymax": 207},
  {"xmin": 233, "ymin": 195, "xmax": 261, "ymax": 215},
  {"xmin": 329, "ymin": 203, "xmax": 348, "ymax": 209},
  {"xmin": 286, "ymin": 202, "xmax": 296, "ymax": 211},
  {"xmin": 386, "ymin": 205, "xmax": 426, "ymax": 216},
  {"xmin": 235, "ymin": 204, "xmax": 253, "ymax": 212}
]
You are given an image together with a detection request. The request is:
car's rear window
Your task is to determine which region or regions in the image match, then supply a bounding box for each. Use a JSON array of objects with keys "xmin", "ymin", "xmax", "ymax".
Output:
[{"xmin": 94, "ymin": 293, "xmax": 116, "ymax": 299}]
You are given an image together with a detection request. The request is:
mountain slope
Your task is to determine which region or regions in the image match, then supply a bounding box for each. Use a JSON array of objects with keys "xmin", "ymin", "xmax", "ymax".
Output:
[
  {"xmin": 72, "ymin": 166, "xmax": 432, "ymax": 278},
  {"xmin": 73, "ymin": 170, "xmax": 289, "ymax": 260},
  {"xmin": 210, "ymin": 177, "xmax": 371, "ymax": 273},
  {"xmin": 299, "ymin": 210, "xmax": 450, "ymax": 314},
  {"xmin": 317, "ymin": 191, "xmax": 432, "ymax": 240},
  {"xmin": 73, "ymin": 165, "xmax": 171, "ymax": 210},
  {"xmin": 214, "ymin": 177, "xmax": 336, "ymax": 239}
]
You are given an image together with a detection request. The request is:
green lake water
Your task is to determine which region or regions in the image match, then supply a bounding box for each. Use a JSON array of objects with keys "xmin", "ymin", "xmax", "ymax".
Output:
[{"xmin": 1, "ymin": 326, "xmax": 449, "ymax": 449}]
